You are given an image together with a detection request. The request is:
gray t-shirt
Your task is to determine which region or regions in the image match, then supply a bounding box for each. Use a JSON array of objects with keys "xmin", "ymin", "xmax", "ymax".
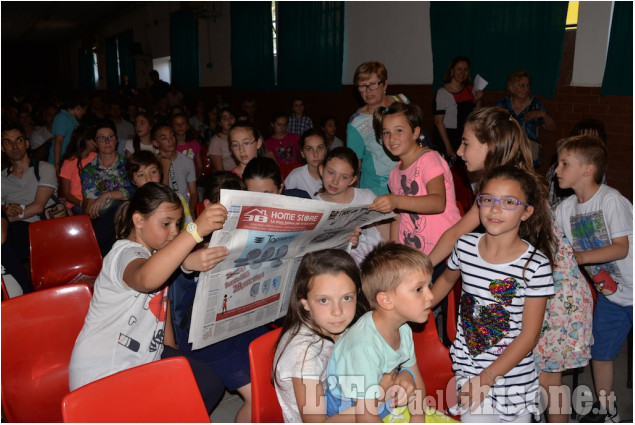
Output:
[
  {"xmin": 168, "ymin": 151, "xmax": 197, "ymax": 200},
  {"xmin": 1, "ymin": 161, "xmax": 58, "ymax": 223},
  {"xmin": 69, "ymin": 239, "xmax": 169, "ymax": 390}
]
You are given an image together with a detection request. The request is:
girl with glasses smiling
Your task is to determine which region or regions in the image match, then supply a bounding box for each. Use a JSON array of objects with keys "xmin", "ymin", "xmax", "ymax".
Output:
[
  {"xmin": 431, "ymin": 165, "xmax": 554, "ymax": 422},
  {"xmin": 428, "ymin": 107, "xmax": 593, "ymax": 423}
]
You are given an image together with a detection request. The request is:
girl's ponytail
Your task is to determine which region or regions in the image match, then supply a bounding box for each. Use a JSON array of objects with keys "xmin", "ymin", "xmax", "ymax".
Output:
[{"xmin": 115, "ymin": 200, "xmax": 132, "ymax": 239}]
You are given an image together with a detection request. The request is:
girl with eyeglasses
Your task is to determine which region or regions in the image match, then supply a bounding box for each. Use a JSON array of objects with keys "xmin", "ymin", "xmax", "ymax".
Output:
[
  {"xmin": 228, "ymin": 121, "xmax": 268, "ymax": 179},
  {"xmin": 347, "ymin": 61, "xmax": 410, "ymax": 197},
  {"xmin": 431, "ymin": 165, "xmax": 554, "ymax": 422},
  {"xmin": 428, "ymin": 107, "xmax": 593, "ymax": 423}
]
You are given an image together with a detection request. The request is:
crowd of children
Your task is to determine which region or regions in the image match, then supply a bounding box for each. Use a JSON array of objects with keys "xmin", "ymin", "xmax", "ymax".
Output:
[{"xmin": 1, "ymin": 69, "xmax": 631, "ymax": 424}]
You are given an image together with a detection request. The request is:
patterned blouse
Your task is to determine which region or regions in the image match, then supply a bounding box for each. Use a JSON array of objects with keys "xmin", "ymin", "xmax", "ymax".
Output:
[{"xmin": 81, "ymin": 153, "xmax": 133, "ymax": 199}]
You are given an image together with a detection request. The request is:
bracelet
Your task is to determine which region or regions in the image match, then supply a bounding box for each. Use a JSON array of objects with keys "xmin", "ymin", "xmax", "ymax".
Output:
[{"xmin": 398, "ymin": 367, "xmax": 416, "ymax": 384}]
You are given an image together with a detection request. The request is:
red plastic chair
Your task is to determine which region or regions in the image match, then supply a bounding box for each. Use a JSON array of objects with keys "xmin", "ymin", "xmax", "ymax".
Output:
[
  {"xmin": 249, "ymin": 327, "xmax": 284, "ymax": 422},
  {"xmin": 1, "ymin": 283, "xmax": 92, "ymax": 422},
  {"xmin": 411, "ymin": 310, "xmax": 458, "ymax": 419},
  {"xmin": 61, "ymin": 356, "xmax": 210, "ymax": 423},
  {"xmin": 446, "ymin": 279, "xmax": 462, "ymax": 345},
  {"xmin": 29, "ymin": 214, "xmax": 102, "ymax": 291}
]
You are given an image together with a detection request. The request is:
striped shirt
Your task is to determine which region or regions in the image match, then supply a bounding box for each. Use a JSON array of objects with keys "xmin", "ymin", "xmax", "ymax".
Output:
[{"xmin": 448, "ymin": 233, "xmax": 554, "ymax": 421}]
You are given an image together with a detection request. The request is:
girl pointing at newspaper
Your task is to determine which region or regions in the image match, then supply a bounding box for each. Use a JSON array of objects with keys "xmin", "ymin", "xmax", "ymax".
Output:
[{"xmin": 69, "ymin": 182, "xmax": 228, "ymax": 414}]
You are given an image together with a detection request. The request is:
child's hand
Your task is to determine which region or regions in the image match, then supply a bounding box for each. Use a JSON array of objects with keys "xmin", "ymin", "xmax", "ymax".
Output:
[
  {"xmin": 368, "ymin": 194, "xmax": 397, "ymax": 213},
  {"xmin": 389, "ymin": 368, "xmax": 416, "ymax": 407},
  {"xmin": 183, "ymin": 246, "xmax": 229, "ymax": 271},
  {"xmin": 348, "ymin": 228, "xmax": 362, "ymax": 248},
  {"xmin": 573, "ymin": 251, "xmax": 587, "ymax": 265},
  {"xmin": 458, "ymin": 373, "xmax": 493, "ymax": 413},
  {"xmin": 195, "ymin": 203, "xmax": 228, "ymax": 236}
]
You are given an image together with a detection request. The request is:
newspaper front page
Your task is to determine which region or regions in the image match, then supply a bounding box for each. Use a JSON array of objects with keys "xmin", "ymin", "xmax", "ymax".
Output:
[{"xmin": 188, "ymin": 189, "xmax": 394, "ymax": 349}]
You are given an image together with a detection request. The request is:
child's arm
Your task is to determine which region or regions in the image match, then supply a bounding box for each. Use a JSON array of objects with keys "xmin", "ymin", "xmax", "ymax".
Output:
[
  {"xmin": 431, "ymin": 267, "xmax": 461, "ymax": 307},
  {"xmin": 123, "ymin": 203, "xmax": 227, "ymax": 292},
  {"xmin": 406, "ymin": 363, "xmax": 426, "ymax": 423},
  {"xmin": 194, "ymin": 149, "xmax": 203, "ymax": 178},
  {"xmin": 459, "ymin": 296, "xmax": 547, "ymax": 412},
  {"xmin": 182, "ymin": 246, "xmax": 229, "ymax": 272},
  {"xmin": 368, "ymin": 175, "xmax": 447, "ymax": 214},
  {"xmin": 389, "ymin": 214, "xmax": 400, "ymax": 242},
  {"xmin": 428, "ymin": 203, "xmax": 480, "ymax": 266},
  {"xmin": 187, "ymin": 180, "xmax": 199, "ymax": 218},
  {"xmin": 574, "ymin": 235, "xmax": 629, "ymax": 266},
  {"xmin": 291, "ymin": 378, "xmax": 356, "ymax": 423}
]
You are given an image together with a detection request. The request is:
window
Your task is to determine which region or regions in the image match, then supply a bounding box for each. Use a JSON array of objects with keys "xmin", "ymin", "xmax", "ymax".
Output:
[
  {"xmin": 152, "ymin": 57, "xmax": 171, "ymax": 84},
  {"xmin": 566, "ymin": 1, "xmax": 579, "ymax": 30},
  {"xmin": 93, "ymin": 48, "xmax": 100, "ymax": 86},
  {"xmin": 272, "ymin": 1, "xmax": 278, "ymax": 85}
]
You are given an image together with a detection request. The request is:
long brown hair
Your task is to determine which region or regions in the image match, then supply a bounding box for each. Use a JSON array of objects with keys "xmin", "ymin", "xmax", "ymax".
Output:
[{"xmin": 272, "ymin": 249, "xmax": 369, "ymax": 385}]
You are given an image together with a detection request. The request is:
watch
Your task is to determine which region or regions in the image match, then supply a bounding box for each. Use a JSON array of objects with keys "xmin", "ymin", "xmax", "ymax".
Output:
[{"xmin": 186, "ymin": 222, "xmax": 203, "ymax": 243}]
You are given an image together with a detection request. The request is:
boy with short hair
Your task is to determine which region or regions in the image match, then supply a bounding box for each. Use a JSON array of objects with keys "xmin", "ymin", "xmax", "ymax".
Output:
[
  {"xmin": 554, "ymin": 135, "xmax": 633, "ymax": 423},
  {"xmin": 152, "ymin": 126, "xmax": 198, "ymax": 217},
  {"xmin": 287, "ymin": 97, "xmax": 313, "ymax": 136},
  {"xmin": 49, "ymin": 94, "xmax": 89, "ymax": 172},
  {"xmin": 325, "ymin": 242, "xmax": 430, "ymax": 422},
  {"xmin": 125, "ymin": 150, "xmax": 192, "ymax": 226}
]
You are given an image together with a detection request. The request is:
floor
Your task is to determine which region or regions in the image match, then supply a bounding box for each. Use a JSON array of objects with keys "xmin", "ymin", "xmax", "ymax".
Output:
[{"xmin": 209, "ymin": 331, "xmax": 633, "ymax": 423}]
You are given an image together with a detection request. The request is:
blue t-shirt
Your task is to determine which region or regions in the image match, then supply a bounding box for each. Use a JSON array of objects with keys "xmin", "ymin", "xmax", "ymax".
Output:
[{"xmin": 49, "ymin": 109, "xmax": 78, "ymax": 164}]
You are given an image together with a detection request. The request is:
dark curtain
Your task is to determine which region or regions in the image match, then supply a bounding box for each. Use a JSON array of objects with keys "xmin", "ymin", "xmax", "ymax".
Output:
[
  {"xmin": 118, "ymin": 29, "xmax": 137, "ymax": 88},
  {"xmin": 431, "ymin": 2, "xmax": 568, "ymax": 98},
  {"xmin": 601, "ymin": 2, "xmax": 633, "ymax": 96},
  {"xmin": 105, "ymin": 35, "xmax": 119, "ymax": 91},
  {"xmin": 78, "ymin": 48, "xmax": 96, "ymax": 91},
  {"xmin": 170, "ymin": 9, "xmax": 200, "ymax": 91},
  {"xmin": 277, "ymin": 2, "xmax": 344, "ymax": 91},
  {"xmin": 230, "ymin": 2, "xmax": 275, "ymax": 91}
]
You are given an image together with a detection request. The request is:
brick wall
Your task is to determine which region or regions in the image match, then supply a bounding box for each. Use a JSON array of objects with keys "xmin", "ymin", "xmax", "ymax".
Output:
[{"xmin": 197, "ymin": 82, "xmax": 632, "ymax": 201}]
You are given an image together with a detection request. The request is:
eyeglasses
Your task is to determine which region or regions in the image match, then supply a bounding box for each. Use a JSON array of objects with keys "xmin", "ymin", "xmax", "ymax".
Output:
[
  {"xmin": 230, "ymin": 140, "xmax": 257, "ymax": 151},
  {"xmin": 96, "ymin": 135, "xmax": 117, "ymax": 143},
  {"xmin": 476, "ymin": 195, "xmax": 530, "ymax": 210},
  {"xmin": 357, "ymin": 81, "xmax": 384, "ymax": 92}
]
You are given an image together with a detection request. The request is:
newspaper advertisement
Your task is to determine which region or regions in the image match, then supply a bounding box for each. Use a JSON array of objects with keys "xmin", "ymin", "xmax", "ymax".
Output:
[{"xmin": 188, "ymin": 189, "xmax": 394, "ymax": 349}]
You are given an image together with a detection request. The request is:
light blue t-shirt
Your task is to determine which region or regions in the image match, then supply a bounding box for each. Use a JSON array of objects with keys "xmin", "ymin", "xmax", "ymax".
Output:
[
  {"xmin": 49, "ymin": 109, "xmax": 78, "ymax": 164},
  {"xmin": 324, "ymin": 311, "xmax": 416, "ymax": 415}
]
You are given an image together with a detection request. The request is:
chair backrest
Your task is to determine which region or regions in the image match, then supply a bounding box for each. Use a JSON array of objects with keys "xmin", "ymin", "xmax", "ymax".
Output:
[
  {"xmin": 411, "ymin": 310, "xmax": 458, "ymax": 418},
  {"xmin": 1, "ymin": 283, "xmax": 92, "ymax": 422},
  {"xmin": 446, "ymin": 279, "xmax": 462, "ymax": 344},
  {"xmin": 196, "ymin": 201, "xmax": 205, "ymax": 217},
  {"xmin": 61, "ymin": 356, "xmax": 210, "ymax": 423},
  {"xmin": 249, "ymin": 327, "xmax": 284, "ymax": 423},
  {"xmin": 29, "ymin": 214, "xmax": 102, "ymax": 291}
]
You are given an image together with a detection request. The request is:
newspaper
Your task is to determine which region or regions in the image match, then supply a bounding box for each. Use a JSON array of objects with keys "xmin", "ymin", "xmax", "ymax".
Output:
[{"xmin": 188, "ymin": 189, "xmax": 394, "ymax": 349}]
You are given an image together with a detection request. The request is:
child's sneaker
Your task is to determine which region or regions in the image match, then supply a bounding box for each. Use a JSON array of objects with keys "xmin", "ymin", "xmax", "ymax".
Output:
[{"xmin": 579, "ymin": 400, "xmax": 620, "ymax": 423}]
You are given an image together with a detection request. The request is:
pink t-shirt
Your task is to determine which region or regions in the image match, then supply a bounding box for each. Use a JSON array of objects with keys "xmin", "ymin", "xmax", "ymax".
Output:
[
  {"xmin": 388, "ymin": 150, "xmax": 461, "ymax": 255},
  {"xmin": 265, "ymin": 133, "xmax": 300, "ymax": 165},
  {"xmin": 176, "ymin": 140, "xmax": 202, "ymax": 174},
  {"xmin": 59, "ymin": 152, "xmax": 98, "ymax": 209}
]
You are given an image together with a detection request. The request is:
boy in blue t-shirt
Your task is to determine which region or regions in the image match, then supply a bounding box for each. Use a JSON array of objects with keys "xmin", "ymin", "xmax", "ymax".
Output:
[
  {"xmin": 554, "ymin": 135, "xmax": 633, "ymax": 423},
  {"xmin": 325, "ymin": 242, "xmax": 431, "ymax": 422}
]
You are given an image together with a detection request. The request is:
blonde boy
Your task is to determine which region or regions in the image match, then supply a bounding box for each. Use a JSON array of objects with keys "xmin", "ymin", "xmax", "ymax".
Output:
[
  {"xmin": 554, "ymin": 135, "xmax": 632, "ymax": 423},
  {"xmin": 324, "ymin": 242, "xmax": 431, "ymax": 422}
]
